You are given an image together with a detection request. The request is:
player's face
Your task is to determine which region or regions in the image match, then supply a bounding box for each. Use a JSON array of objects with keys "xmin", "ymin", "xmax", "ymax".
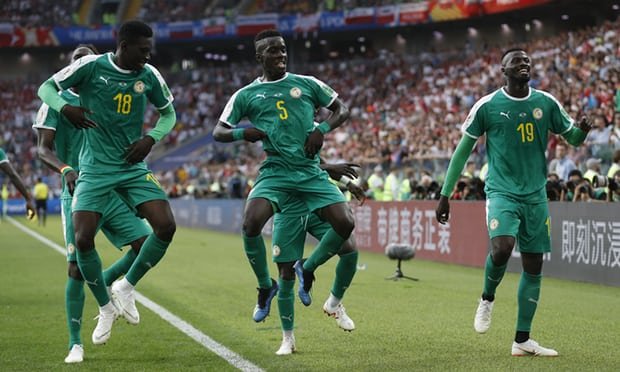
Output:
[
  {"xmin": 122, "ymin": 36, "xmax": 152, "ymax": 71},
  {"xmin": 256, "ymin": 37, "xmax": 287, "ymax": 79},
  {"xmin": 71, "ymin": 46, "xmax": 94, "ymax": 62},
  {"xmin": 502, "ymin": 51, "xmax": 531, "ymax": 83}
]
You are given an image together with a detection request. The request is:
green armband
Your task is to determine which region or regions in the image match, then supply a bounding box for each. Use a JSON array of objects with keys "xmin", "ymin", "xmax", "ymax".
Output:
[
  {"xmin": 147, "ymin": 105, "xmax": 176, "ymax": 142},
  {"xmin": 232, "ymin": 128, "xmax": 245, "ymax": 141},
  {"xmin": 317, "ymin": 121, "xmax": 331, "ymax": 134}
]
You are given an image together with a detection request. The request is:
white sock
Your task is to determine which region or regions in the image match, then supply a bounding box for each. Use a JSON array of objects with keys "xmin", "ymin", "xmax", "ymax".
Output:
[
  {"xmin": 327, "ymin": 293, "xmax": 341, "ymax": 308},
  {"xmin": 283, "ymin": 330, "xmax": 294, "ymax": 339},
  {"xmin": 117, "ymin": 277, "xmax": 134, "ymax": 292}
]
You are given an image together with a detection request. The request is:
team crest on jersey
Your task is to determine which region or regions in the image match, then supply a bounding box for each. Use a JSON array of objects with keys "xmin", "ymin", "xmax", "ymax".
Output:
[
  {"xmin": 67, "ymin": 243, "xmax": 75, "ymax": 254},
  {"xmin": 290, "ymin": 87, "xmax": 302, "ymax": 98},
  {"xmin": 134, "ymin": 80, "xmax": 145, "ymax": 94},
  {"xmin": 489, "ymin": 218, "xmax": 499, "ymax": 230},
  {"xmin": 533, "ymin": 108, "xmax": 543, "ymax": 119},
  {"xmin": 272, "ymin": 245, "xmax": 281, "ymax": 257}
]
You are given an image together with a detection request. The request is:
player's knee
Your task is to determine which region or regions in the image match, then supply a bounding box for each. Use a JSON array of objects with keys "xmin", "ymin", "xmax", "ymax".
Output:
[
  {"xmin": 337, "ymin": 214, "xmax": 355, "ymax": 237},
  {"xmin": 278, "ymin": 262, "xmax": 295, "ymax": 280},
  {"xmin": 67, "ymin": 262, "xmax": 83, "ymax": 280},
  {"xmin": 242, "ymin": 217, "xmax": 263, "ymax": 237},
  {"xmin": 156, "ymin": 221, "xmax": 176, "ymax": 241},
  {"xmin": 490, "ymin": 238, "xmax": 513, "ymax": 265},
  {"xmin": 74, "ymin": 232, "xmax": 94, "ymax": 251}
]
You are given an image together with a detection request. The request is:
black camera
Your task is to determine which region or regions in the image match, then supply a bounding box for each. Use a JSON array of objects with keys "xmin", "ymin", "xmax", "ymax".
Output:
[{"xmin": 592, "ymin": 175, "xmax": 618, "ymax": 191}]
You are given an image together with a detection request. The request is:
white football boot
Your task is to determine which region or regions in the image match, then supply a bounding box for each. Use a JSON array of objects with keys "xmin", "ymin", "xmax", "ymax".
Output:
[
  {"xmin": 323, "ymin": 301, "xmax": 355, "ymax": 331},
  {"xmin": 275, "ymin": 334, "xmax": 296, "ymax": 355},
  {"xmin": 512, "ymin": 339, "xmax": 558, "ymax": 357},
  {"xmin": 474, "ymin": 298, "xmax": 494, "ymax": 333},
  {"xmin": 64, "ymin": 344, "xmax": 84, "ymax": 363}
]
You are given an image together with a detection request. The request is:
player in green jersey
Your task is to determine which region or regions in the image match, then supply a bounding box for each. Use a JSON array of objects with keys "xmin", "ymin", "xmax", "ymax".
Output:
[
  {"xmin": 0, "ymin": 148, "xmax": 36, "ymax": 219},
  {"xmin": 37, "ymin": 20, "xmax": 177, "ymax": 345},
  {"xmin": 435, "ymin": 48, "xmax": 592, "ymax": 356},
  {"xmin": 272, "ymin": 162, "xmax": 365, "ymax": 355},
  {"xmin": 34, "ymin": 44, "xmax": 153, "ymax": 363},
  {"xmin": 213, "ymin": 29, "xmax": 355, "ymax": 322}
]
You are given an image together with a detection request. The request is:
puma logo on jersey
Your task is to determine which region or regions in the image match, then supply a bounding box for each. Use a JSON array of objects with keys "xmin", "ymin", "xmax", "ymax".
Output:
[
  {"xmin": 99, "ymin": 76, "xmax": 110, "ymax": 85},
  {"xmin": 500, "ymin": 111, "xmax": 510, "ymax": 119},
  {"xmin": 256, "ymin": 92, "xmax": 267, "ymax": 99}
]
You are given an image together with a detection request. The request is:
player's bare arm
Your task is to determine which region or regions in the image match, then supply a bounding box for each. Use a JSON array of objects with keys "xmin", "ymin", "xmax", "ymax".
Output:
[
  {"xmin": 213, "ymin": 121, "xmax": 266, "ymax": 143},
  {"xmin": 0, "ymin": 161, "xmax": 36, "ymax": 218},
  {"xmin": 320, "ymin": 162, "xmax": 360, "ymax": 181},
  {"xmin": 304, "ymin": 97, "xmax": 349, "ymax": 158},
  {"xmin": 36, "ymin": 128, "xmax": 78, "ymax": 195}
]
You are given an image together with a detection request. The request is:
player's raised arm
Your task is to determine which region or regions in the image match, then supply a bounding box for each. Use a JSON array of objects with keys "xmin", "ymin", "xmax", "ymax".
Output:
[
  {"xmin": 562, "ymin": 116, "xmax": 592, "ymax": 147},
  {"xmin": 305, "ymin": 98, "xmax": 350, "ymax": 158}
]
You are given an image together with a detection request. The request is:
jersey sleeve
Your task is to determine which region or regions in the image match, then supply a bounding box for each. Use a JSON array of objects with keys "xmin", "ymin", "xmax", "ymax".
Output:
[
  {"xmin": 52, "ymin": 54, "xmax": 98, "ymax": 91},
  {"xmin": 460, "ymin": 100, "xmax": 487, "ymax": 139},
  {"xmin": 543, "ymin": 92, "xmax": 574, "ymax": 134},
  {"xmin": 146, "ymin": 64, "xmax": 174, "ymax": 110},
  {"xmin": 32, "ymin": 103, "xmax": 59, "ymax": 131},
  {"xmin": 304, "ymin": 75, "xmax": 338, "ymax": 108},
  {"xmin": 0, "ymin": 148, "xmax": 7, "ymax": 163},
  {"xmin": 218, "ymin": 88, "xmax": 247, "ymax": 127}
]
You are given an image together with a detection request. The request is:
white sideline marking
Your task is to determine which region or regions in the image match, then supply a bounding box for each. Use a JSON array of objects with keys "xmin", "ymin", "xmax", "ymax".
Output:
[{"xmin": 8, "ymin": 217, "xmax": 264, "ymax": 372}]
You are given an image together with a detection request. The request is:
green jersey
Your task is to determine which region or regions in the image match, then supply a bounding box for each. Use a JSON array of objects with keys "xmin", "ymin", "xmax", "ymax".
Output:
[
  {"xmin": 33, "ymin": 90, "xmax": 82, "ymax": 170},
  {"xmin": 0, "ymin": 148, "xmax": 7, "ymax": 164},
  {"xmin": 52, "ymin": 52, "xmax": 174, "ymax": 173},
  {"xmin": 219, "ymin": 72, "xmax": 337, "ymax": 169},
  {"xmin": 462, "ymin": 87, "xmax": 573, "ymax": 202}
]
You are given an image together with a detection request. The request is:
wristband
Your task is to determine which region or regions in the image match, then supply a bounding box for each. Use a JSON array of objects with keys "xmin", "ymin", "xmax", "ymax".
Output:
[
  {"xmin": 232, "ymin": 128, "xmax": 245, "ymax": 141},
  {"xmin": 59, "ymin": 165, "xmax": 74, "ymax": 176},
  {"xmin": 317, "ymin": 121, "xmax": 331, "ymax": 135},
  {"xmin": 340, "ymin": 175, "xmax": 352, "ymax": 186}
]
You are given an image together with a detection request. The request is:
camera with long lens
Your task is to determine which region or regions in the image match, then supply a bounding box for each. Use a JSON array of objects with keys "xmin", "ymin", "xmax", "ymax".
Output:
[{"xmin": 592, "ymin": 175, "xmax": 618, "ymax": 191}]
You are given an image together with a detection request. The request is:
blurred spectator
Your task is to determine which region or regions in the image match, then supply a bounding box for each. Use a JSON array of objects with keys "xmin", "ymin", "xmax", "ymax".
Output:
[{"xmin": 548, "ymin": 142, "xmax": 577, "ymax": 181}]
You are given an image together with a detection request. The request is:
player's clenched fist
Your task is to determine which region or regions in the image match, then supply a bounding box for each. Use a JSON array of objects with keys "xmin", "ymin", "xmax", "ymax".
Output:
[
  {"xmin": 435, "ymin": 195, "xmax": 450, "ymax": 224},
  {"xmin": 60, "ymin": 105, "xmax": 98, "ymax": 129},
  {"xmin": 125, "ymin": 136, "xmax": 155, "ymax": 164},
  {"xmin": 304, "ymin": 129, "xmax": 324, "ymax": 158},
  {"xmin": 244, "ymin": 127, "xmax": 267, "ymax": 143}
]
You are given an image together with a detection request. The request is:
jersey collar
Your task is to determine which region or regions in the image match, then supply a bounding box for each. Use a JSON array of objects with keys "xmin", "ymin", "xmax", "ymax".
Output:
[
  {"xmin": 256, "ymin": 72, "xmax": 288, "ymax": 84},
  {"xmin": 500, "ymin": 86, "xmax": 531, "ymax": 101},
  {"xmin": 107, "ymin": 52, "xmax": 133, "ymax": 74}
]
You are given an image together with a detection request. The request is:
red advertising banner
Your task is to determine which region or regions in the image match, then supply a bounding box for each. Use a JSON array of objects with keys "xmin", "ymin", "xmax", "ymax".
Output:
[
  {"xmin": 352, "ymin": 200, "xmax": 489, "ymax": 267},
  {"xmin": 236, "ymin": 13, "xmax": 279, "ymax": 36},
  {"xmin": 481, "ymin": 0, "xmax": 551, "ymax": 14},
  {"xmin": 399, "ymin": 2, "xmax": 430, "ymax": 25}
]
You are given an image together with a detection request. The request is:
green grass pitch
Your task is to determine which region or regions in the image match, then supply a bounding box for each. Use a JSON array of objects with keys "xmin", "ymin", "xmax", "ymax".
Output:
[{"xmin": 1, "ymin": 216, "xmax": 619, "ymax": 371}]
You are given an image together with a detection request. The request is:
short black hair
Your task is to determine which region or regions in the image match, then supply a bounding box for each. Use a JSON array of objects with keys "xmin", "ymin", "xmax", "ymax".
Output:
[
  {"xmin": 568, "ymin": 169, "xmax": 583, "ymax": 179},
  {"xmin": 118, "ymin": 20, "xmax": 152, "ymax": 45},
  {"xmin": 76, "ymin": 43, "xmax": 99, "ymax": 54},
  {"xmin": 501, "ymin": 47, "xmax": 526, "ymax": 63},
  {"xmin": 254, "ymin": 29, "xmax": 282, "ymax": 44}
]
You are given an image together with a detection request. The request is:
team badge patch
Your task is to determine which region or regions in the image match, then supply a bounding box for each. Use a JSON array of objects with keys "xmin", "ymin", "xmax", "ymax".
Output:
[
  {"xmin": 489, "ymin": 218, "xmax": 499, "ymax": 230},
  {"xmin": 67, "ymin": 243, "xmax": 75, "ymax": 254},
  {"xmin": 290, "ymin": 87, "xmax": 301, "ymax": 98},
  {"xmin": 533, "ymin": 108, "xmax": 543, "ymax": 119},
  {"xmin": 272, "ymin": 245, "xmax": 281, "ymax": 257},
  {"xmin": 134, "ymin": 80, "xmax": 145, "ymax": 94}
]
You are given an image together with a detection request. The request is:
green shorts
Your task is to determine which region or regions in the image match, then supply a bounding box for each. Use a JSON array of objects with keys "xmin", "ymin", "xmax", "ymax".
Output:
[
  {"xmin": 62, "ymin": 190, "xmax": 152, "ymax": 262},
  {"xmin": 73, "ymin": 169, "xmax": 167, "ymax": 214},
  {"xmin": 486, "ymin": 197, "xmax": 551, "ymax": 253},
  {"xmin": 272, "ymin": 213, "xmax": 330, "ymax": 263},
  {"xmin": 249, "ymin": 167, "xmax": 345, "ymax": 217}
]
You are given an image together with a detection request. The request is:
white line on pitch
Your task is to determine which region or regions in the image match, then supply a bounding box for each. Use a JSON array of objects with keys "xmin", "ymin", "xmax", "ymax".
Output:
[{"xmin": 8, "ymin": 217, "xmax": 264, "ymax": 372}]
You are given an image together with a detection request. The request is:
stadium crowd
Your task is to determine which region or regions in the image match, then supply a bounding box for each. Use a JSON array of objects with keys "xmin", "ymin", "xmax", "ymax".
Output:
[{"xmin": 1, "ymin": 14, "xmax": 620, "ymax": 203}]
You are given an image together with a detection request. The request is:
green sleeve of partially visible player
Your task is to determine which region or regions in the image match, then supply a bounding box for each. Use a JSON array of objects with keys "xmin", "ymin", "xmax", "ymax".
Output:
[
  {"xmin": 305, "ymin": 75, "xmax": 338, "ymax": 108},
  {"xmin": 219, "ymin": 89, "xmax": 248, "ymax": 127},
  {"xmin": 147, "ymin": 105, "xmax": 176, "ymax": 142},
  {"xmin": 440, "ymin": 136, "xmax": 477, "ymax": 197},
  {"xmin": 52, "ymin": 54, "xmax": 98, "ymax": 91},
  {"xmin": 0, "ymin": 148, "xmax": 7, "ymax": 163},
  {"xmin": 33, "ymin": 102, "xmax": 59, "ymax": 130}
]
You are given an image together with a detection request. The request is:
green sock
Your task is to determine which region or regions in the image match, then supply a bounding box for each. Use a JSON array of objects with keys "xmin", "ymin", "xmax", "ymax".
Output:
[
  {"xmin": 277, "ymin": 279, "xmax": 295, "ymax": 331},
  {"xmin": 331, "ymin": 251, "xmax": 358, "ymax": 299},
  {"xmin": 243, "ymin": 234, "xmax": 272, "ymax": 289},
  {"xmin": 125, "ymin": 234, "xmax": 169, "ymax": 286},
  {"xmin": 65, "ymin": 277, "xmax": 84, "ymax": 348},
  {"xmin": 516, "ymin": 272, "xmax": 542, "ymax": 332},
  {"xmin": 482, "ymin": 253, "xmax": 507, "ymax": 298},
  {"xmin": 76, "ymin": 249, "xmax": 109, "ymax": 306},
  {"xmin": 103, "ymin": 249, "xmax": 138, "ymax": 286},
  {"xmin": 303, "ymin": 228, "xmax": 346, "ymax": 272}
]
